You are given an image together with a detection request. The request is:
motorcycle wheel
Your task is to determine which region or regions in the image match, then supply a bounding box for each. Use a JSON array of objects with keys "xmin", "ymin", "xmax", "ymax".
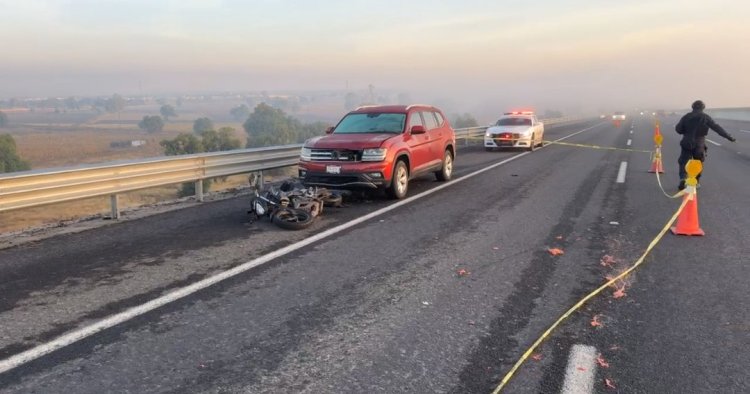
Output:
[
  {"xmin": 272, "ymin": 208, "xmax": 314, "ymax": 230},
  {"xmin": 321, "ymin": 193, "xmax": 343, "ymax": 207}
]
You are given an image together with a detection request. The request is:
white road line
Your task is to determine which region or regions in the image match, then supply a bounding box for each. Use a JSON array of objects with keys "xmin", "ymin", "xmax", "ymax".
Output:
[
  {"xmin": 706, "ymin": 139, "xmax": 721, "ymax": 146},
  {"xmin": 739, "ymin": 129, "xmax": 750, "ymax": 133},
  {"xmin": 0, "ymin": 124, "xmax": 608, "ymax": 375},
  {"xmin": 560, "ymin": 345, "xmax": 598, "ymax": 394},
  {"xmin": 616, "ymin": 161, "xmax": 628, "ymax": 183},
  {"xmin": 627, "ymin": 139, "xmax": 632, "ymax": 146},
  {"xmin": 629, "ymin": 130, "xmax": 633, "ymax": 134}
]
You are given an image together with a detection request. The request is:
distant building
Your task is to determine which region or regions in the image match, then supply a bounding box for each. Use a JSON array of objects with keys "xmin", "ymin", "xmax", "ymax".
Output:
[{"xmin": 110, "ymin": 140, "xmax": 147, "ymax": 149}]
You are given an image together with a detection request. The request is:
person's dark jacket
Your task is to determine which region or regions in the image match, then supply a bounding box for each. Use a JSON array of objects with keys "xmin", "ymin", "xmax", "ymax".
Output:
[{"xmin": 675, "ymin": 110, "xmax": 735, "ymax": 149}]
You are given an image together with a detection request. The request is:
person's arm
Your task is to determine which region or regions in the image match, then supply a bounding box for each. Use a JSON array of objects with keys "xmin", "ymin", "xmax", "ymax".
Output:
[
  {"xmin": 675, "ymin": 116, "xmax": 686, "ymax": 134},
  {"xmin": 707, "ymin": 115, "xmax": 736, "ymax": 142}
]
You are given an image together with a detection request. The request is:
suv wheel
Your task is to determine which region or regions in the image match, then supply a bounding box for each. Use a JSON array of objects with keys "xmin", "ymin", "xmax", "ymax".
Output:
[
  {"xmin": 527, "ymin": 134, "xmax": 536, "ymax": 152},
  {"xmin": 435, "ymin": 149, "xmax": 453, "ymax": 181},
  {"xmin": 387, "ymin": 160, "xmax": 409, "ymax": 199}
]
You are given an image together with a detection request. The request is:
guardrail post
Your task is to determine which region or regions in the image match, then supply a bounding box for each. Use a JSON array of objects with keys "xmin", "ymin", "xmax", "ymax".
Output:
[
  {"xmin": 195, "ymin": 180, "xmax": 204, "ymax": 202},
  {"xmin": 110, "ymin": 194, "xmax": 120, "ymax": 220},
  {"xmin": 258, "ymin": 171, "xmax": 264, "ymax": 189}
]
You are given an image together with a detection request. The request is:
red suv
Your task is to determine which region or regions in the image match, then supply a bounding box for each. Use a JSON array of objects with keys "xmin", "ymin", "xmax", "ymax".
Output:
[{"xmin": 299, "ymin": 104, "xmax": 456, "ymax": 199}]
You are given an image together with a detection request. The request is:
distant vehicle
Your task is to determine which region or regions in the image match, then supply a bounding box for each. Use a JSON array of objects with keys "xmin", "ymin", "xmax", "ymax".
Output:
[
  {"xmin": 612, "ymin": 112, "xmax": 626, "ymax": 121},
  {"xmin": 299, "ymin": 104, "xmax": 456, "ymax": 199},
  {"xmin": 484, "ymin": 111, "xmax": 544, "ymax": 151},
  {"xmin": 656, "ymin": 110, "xmax": 666, "ymax": 117}
]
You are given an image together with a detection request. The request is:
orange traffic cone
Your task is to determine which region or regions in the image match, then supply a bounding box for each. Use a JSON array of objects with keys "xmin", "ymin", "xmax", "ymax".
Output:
[
  {"xmin": 671, "ymin": 194, "xmax": 705, "ymax": 236},
  {"xmin": 649, "ymin": 149, "xmax": 664, "ymax": 173},
  {"xmin": 672, "ymin": 159, "xmax": 704, "ymax": 236},
  {"xmin": 649, "ymin": 123, "xmax": 665, "ymax": 173}
]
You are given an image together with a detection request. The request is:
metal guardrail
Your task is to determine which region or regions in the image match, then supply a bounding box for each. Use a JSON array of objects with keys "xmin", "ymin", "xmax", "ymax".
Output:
[
  {"xmin": 0, "ymin": 116, "xmax": 586, "ymax": 218},
  {"xmin": 707, "ymin": 108, "xmax": 750, "ymax": 122},
  {"xmin": 0, "ymin": 144, "xmax": 302, "ymax": 218}
]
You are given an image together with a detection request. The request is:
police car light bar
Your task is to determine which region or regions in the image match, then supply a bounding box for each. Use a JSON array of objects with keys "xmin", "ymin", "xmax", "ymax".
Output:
[{"xmin": 504, "ymin": 111, "xmax": 534, "ymax": 115}]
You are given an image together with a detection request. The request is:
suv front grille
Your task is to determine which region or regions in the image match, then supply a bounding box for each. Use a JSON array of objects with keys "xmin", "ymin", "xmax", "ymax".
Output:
[{"xmin": 310, "ymin": 149, "xmax": 361, "ymax": 162}]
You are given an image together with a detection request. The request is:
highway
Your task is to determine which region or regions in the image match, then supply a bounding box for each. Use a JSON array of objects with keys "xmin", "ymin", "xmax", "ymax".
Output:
[{"xmin": 1, "ymin": 116, "xmax": 748, "ymax": 393}]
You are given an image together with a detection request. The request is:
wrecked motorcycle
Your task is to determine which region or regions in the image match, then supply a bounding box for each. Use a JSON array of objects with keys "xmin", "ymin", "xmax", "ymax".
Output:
[{"xmin": 248, "ymin": 180, "xmax": 343, "ymax": 231}]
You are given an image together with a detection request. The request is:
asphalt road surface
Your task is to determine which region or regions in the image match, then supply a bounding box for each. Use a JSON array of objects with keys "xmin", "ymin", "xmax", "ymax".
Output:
[{"xmin": 0, "ymin": 115, "xmax": 748, "ymax": 393}]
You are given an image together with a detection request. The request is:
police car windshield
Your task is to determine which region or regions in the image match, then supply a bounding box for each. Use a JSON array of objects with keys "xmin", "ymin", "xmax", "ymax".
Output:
[
  {"xmin": 496, "ymin": 117, "xmax": 532, "ymax": 126},
  {"xmin": 334, "ymin": 113, "xmax": 406, "ymax": 134}
]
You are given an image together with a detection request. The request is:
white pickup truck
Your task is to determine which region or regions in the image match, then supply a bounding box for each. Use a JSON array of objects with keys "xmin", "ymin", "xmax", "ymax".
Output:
[{"xmin": 484, "ymin": 111, "xmax": 545, "ymax": 151}]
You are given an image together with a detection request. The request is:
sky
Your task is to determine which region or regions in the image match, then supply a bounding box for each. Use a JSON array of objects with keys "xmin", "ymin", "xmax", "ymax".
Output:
[{"xmin": 0, "ymin": 0, "xmax": 748, "ymax": 112}]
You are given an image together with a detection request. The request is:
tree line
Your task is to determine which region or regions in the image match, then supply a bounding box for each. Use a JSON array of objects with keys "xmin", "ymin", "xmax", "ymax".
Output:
[
  {"xmin": 0, "ymin": 133, "xmax": 30, "ymax": 173},
  {"xmin": 158, "ymin": 102, "xmax": 329, "ymax": 196}
]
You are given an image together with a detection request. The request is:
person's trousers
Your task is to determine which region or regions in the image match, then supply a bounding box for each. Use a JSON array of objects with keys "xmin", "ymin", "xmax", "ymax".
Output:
[{"xmin": 678, "ymin": 144, "xmax": 706, "ymax": 181}]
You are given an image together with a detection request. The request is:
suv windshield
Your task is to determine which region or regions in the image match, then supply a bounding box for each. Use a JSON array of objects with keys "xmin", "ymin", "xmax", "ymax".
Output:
[
  {"xmin": 334, "ymin": 113, "xmax": 406, "ymax": 134},
  {"xmin": 496, "ymin": 117, "xmax": 532, "ymax": 126}
]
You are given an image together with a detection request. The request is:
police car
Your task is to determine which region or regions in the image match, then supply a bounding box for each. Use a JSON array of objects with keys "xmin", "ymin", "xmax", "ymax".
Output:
[{"xmin": 484, "ymin": 111, "xmax": 545, "ymax": 151}]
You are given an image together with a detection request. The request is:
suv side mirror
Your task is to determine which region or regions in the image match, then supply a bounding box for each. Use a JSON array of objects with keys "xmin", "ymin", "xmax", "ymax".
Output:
[
  {"xmin": 410, "ymin": 125, "xmax": 426, "ymax": 135},
  {"xmin": 325, "ymin": 126, "xmax": 334, "ymax": 134}
]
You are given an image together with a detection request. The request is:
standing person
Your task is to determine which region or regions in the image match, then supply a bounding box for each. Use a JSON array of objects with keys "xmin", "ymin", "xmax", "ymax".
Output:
[{"xmin": 675, "ymin": 100, "xmax": 736, "ymax": 190}]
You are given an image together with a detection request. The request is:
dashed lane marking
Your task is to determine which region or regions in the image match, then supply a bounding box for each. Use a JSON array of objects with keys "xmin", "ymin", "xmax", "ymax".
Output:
[
  {"xmin": 560, "ymin": 345, "xmax": 597, "ymax": 394},
  {"xmin": 616, "ymin": 161, "xmax": 628, "ymax": 183},
  {"xmin": 706, "ymin": 139, "xmax": 721, "ymax": 146},
  {"xmin": 627, "ymin": 139, "xmax": 632, "ymax": 146}
]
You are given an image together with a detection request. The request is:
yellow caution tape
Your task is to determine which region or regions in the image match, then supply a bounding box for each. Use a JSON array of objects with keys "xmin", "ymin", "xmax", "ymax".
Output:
[
  {"xmin": 464, "ymin": 135, "xmax": 651, "ymax": 153},
  {"xmin": 655, "ymin": 169, "xmax": 685, "ymax": 199},
  {"xmin": 492, "ymin": 196, "xmax": 690, "ymax": 393},
  {"xmin": 540, "ymin": 140, "xmax": 652, "ymax": 153}
]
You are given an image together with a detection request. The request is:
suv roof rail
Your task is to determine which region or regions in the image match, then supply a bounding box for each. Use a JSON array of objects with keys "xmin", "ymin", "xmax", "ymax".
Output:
[
  {"xmin": 354, "ymin": 105, "xmax": 380, "ymax": 110},
  {"xmin": 405, "ymin": 104, "xmax": 434, "ymax": 111}
]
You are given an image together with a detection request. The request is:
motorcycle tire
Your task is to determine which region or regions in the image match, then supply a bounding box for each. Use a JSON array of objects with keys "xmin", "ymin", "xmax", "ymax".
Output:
[
  {"xmin": 272, "ymin": 208, "xmax": 314, "ymax": 230},
  {"xmin": 321, "ymin": 193, "xmax": 343, "ymax": 207}
]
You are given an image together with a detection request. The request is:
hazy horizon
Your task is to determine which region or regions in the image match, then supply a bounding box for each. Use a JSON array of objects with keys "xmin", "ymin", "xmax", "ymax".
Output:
[{"xmin": 1, "ymin": 0, "xmax": 748, "ymax": 113}]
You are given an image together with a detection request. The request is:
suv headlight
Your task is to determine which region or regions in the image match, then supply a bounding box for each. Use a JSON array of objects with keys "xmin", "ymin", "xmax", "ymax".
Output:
[
  {"xmin": 300, "ymin": 147, "xmax": 312, "ymax": 161},
  {"xmin": 362, "ymin": 148, "xmax": 387, "ymax": 162}
]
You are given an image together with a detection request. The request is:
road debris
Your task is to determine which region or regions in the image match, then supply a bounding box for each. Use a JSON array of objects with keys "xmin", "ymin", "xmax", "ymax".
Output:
[
  {"xmin": 547, "ymin": 248, "xmax": 565, "ymax": 256},
  {"xmin": 600, "ymin": 254, "xmax": 616, "ymax": 267},
  {"xmin": 605, "ymin": 378, "xmax": 617, "ymax": 389},
  {"xmin": 457, "ymin": 268, "xmax": 470, "ymax": 277},
  {"xmin": 591, "ymin": 314, "xmax": 604, "ymax": 328},
  {"xmin": 596, "ymin": 354, "xmax": 610, "ymax": 368}
]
